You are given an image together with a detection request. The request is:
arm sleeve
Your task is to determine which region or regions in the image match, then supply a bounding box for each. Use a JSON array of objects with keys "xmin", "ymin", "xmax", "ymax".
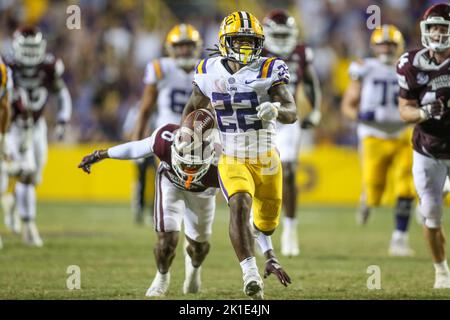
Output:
[
  {"xmin": 270, "ymin": 59, "xmax": 290, "ymax": 88},
  {"xmin": 107, "ymin": 132, "xmax": 157, "ymax": 159},
  {"xmin": 348, "ymin": 60, "xmax": 366, "ymax": 81},
  {"xmin": 396, "ymin": 53, "xmax": 419, "ymax": 101},
  {"xmin": 143, "ymin": 60, "xmax": 162, "ymax": 85}
]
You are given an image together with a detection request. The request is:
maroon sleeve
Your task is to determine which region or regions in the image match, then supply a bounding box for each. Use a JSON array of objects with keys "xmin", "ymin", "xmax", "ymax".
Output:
[
  {"xmin": 293, "ymin": 44, "xmax": 311, "ymax": 83},
  {"xmin": 152, "ymin": 124, "xmax": 179, "ymax": 162},
  {"xmin": 396, "ymin": 50, "xmax": 421, "ymax": 101}
]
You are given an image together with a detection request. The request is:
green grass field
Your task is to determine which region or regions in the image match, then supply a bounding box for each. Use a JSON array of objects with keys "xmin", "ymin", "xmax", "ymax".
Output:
[{"xmin": 1, "ymin": 201, "xmax": 450, "ymax": 300}]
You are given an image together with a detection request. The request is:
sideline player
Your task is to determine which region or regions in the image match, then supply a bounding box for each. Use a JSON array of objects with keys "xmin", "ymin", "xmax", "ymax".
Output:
[
  {"xmin": 79, "ymin": 109, "xmax": 291, "ymax": 297},
  {"xmin": 181, "ymin": 11, "xmax": 297, "ymax": 299},
  {"xmin": 397, "ymin": 3, "xmax": 450, "ymax": 288},
  {"xmin": 263, "ymin": 9, "xmax": 322, "ymax": 256}
]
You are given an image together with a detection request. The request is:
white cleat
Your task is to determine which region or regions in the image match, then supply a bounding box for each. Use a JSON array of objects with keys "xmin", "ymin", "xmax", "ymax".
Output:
[
  {"xmin": 183, "ymin": 253, "xmax": 201, "ymax": 294},
  {"xmin": 243, "ymin": 270, "xmax": 264, "ymax": 300},
  {"xmin": 281, "ymin": 226, "xmax": 300, "ymax": 257},
  {"xmin": 22, "ymin": 221, "xmax": 43, "ymax": 247},
  {"xmin": 2, "ymin": 194, "xmax": 20, "ymax": 234},
  {"xmin": 145, "ymin": 271, "xmax": 170, "ymax": 297},
  {"xmin": 434, "ymin": 272, "xmax": 450, "ymax": 289},
  {"xmin": 388, "ymin": 232, "xmax": 414, "ymax": 257}
]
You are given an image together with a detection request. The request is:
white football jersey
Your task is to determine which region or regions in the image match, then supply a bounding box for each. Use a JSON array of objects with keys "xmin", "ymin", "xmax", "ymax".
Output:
[
  {"xmin": 143, "ymin": 57, "xmax": 194, "ymax": 129},
  {"xmin": 349, "ymin": 58, "xmax": 407, "ymax": 139},
  {"xmin": 193, "ymin": 56, "xmax": 290, "ymax": 158}
]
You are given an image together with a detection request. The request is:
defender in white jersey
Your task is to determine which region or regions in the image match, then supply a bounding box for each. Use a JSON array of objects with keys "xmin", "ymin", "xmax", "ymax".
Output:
[
  {"xmin": 182, "ymin": 11, "xmax": 297, "ymax": 299},
  {"xmin": 133, "ymin": 24, "xmax": 202, "ymax": 140},
  {"xmin": 341, "ymin": 25, "xmax": 415, "ymax": 256}
]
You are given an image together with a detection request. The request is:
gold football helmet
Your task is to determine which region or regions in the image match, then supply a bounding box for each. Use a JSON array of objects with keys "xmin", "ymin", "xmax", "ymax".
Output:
[
  {"xmin": 165, "ymin": 24, "xmax": 202, "ymax": 69},
  {"xmin": 370, "ymin": 24, "xmax": 405, "ymax": 63},
  {"xmin": 218, "ymin": 11, "xmax": 264, "ymax": 65}
]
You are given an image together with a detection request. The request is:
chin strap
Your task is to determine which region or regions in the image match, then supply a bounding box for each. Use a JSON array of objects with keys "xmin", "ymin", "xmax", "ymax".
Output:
[{"xmin": 184, "ymin": 175, "xmax": 193, "ymax": 189}]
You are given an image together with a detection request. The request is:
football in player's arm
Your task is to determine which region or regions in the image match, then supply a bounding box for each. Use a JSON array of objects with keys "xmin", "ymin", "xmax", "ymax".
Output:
[
  {"xmin": 78, "ymin": 110, "xmax": 291, "ymax": 296},
  {"xmin": 181, "ymin": 11, "xmax": 295, "ymax": 299}
]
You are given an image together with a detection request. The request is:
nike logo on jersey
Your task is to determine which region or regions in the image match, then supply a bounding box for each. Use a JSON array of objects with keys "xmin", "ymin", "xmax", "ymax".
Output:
[{"xmin": 244, "ymin": 79, "xmax": 259, "ymax": 84}]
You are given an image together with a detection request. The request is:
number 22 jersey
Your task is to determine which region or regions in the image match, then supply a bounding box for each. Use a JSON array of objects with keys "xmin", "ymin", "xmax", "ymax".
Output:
[{"xmin": 193, "ymin": 56, "xmax": 290, "ymax": 158}]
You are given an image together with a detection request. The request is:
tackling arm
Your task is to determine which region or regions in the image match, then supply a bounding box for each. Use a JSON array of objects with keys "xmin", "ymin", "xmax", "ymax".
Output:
[
  {"xmin": 340, "ymin": 79, "xmax": 361, "ymax": 121},
  {"xmin": 269, "ymin": 83, "xmax": 297, "ymax": 124},
  {"xmin": 180, "ymin": 84, "xmax": 210, "ymax": 122},
  {"xmin": 78, "ymin": 136, "xmax": 155, "ymax": 174},
  {"xmin": 133, "ymin": 84, "xmax": 158, "ymax": 140}
]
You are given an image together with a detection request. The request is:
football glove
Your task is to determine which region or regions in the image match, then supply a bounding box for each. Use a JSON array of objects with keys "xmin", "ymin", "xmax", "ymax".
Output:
[
  {"xmin": 264, "ymin": 258, "xmax": 291, "ymax": 287},
  {"xmin": 420, "ymin": 98, "xmax": 446, "ymax": 121},
  {"xmin": 301, "ymin": 109, "xmax": 322, "ymax": 129},
  {"xmin": 78, "ymin": 150, "xmax": 105, "ymax": 174},
  {"xmin": 256, "ymin": 102, "xmax": 280, "ymax": 121}
]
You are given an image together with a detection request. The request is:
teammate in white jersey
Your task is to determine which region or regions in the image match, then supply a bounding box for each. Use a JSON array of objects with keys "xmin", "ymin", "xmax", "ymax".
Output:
[
  {"xmin": 182, "ymin": 11, "xmax": 297, "ymax": 299},
  {"xmin": 341, "ymin": 25, "xmax": 415, "ymax": 256},
  {"xmin": 133, "ymin": 24, "xmax": 202, "ymax": 140}
]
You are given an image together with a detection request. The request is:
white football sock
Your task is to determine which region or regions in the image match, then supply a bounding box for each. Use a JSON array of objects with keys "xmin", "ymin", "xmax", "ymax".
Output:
[
  {"xmin": 15, "ymin": 183, "xmax": 36, "ymax": 221},
  {"xmin": 283, "ymin": 217, "xmax": 298, "ymax": 230},
  {"xmin": 240, "ymin": 256, "xmax": 258, "ymax": 275},
  {"xmin": 434, "ymin": 260, "xmax": 450, "ymax": 274}
]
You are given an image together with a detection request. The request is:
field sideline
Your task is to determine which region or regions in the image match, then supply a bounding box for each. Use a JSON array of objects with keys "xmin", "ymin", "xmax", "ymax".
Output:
[{"xmin": 1, "ymin": 201, "xmax": 450, "ymax": 300}]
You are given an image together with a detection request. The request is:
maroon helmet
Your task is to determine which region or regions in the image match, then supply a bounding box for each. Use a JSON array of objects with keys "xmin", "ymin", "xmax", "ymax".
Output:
[
  {"xmin": 420, "ymin": 3, "xmax": 450, "ymax": 52},
  {"xmin": 263, "ymin": 9, "xmax": 298, "ymax": 56},
  {"xmin": 12, "ymin": 26, "xmax": 47, "ymax": 66}
]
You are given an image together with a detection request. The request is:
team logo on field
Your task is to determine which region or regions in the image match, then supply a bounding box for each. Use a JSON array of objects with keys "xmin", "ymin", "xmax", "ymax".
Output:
[{"xmin": 416, "ymin": 72, "xmax": 429, "ymax": 85}]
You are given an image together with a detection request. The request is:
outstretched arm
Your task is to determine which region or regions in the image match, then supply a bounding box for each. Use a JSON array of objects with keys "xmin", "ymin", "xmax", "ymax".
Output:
[
  {"xmin": 181, "ymin": 84, "xmax": 211, "ymax": 122},
  {"xmin": 78, "ymin": 136, "xmax": 154, "ymax": 174}
]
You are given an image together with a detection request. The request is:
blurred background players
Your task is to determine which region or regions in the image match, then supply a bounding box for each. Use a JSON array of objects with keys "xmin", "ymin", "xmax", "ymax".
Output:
[
  {"xmin": 262, "ymin": 9, "xmax": 322, "ymax": 257},
  {"xmin": 2, "ymin": 26, "xmax": 72, "ymax": 247},
  {"xmin": 0, "ymin": 56, "xmax": 12, "ymax": 249},
  {"xmin": 397, "ymin": 3, "xmax": 450, "ymax": 288},
  {"xmin": 131, "ymin": 23, "xmax": 202, "ymax": 224},
  {"xmin": 341, "ymin": 25, "xmax": 415, "ymax": 256},
  {"xmin": 133, "ymin": 23, "xmax": 202, "ymax": 143}
]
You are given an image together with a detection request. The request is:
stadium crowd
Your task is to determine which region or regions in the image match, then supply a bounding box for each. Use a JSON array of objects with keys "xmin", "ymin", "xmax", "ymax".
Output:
[{"xmin": 0, "ymin": 0, "xmax": 437, "ymax": 144}]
